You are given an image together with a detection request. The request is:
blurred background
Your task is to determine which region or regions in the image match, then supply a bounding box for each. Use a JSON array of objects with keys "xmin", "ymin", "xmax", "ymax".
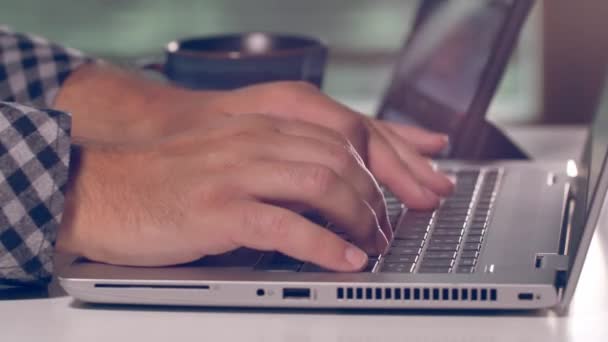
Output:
[{"xmin": 2, "ymin": 0, "xmax": 607, "ymax": 125}]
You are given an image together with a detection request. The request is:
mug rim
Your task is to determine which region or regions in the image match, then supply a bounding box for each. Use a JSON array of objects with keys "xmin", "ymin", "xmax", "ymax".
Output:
[{"xmin": 165, "ymin": 32, "xmax": 327, "ymax": 59}]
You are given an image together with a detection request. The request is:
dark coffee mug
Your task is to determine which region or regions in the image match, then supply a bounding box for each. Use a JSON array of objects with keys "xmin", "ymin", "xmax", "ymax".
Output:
[{"xmin": 145, "ymin": 32, "xmax": 328, "ymax": 90}]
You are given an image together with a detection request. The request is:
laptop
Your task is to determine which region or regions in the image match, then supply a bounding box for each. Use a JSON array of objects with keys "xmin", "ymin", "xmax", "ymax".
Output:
[
  {"xmin": 378, "ymin": 0, "xmax": 531, "ymax": 160},
  {"xmin": 59, "ymin": 0, "xmax": 600, "ymax": 310}
]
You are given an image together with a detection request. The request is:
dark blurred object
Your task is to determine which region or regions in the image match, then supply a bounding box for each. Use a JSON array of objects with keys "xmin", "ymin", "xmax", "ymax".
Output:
[
  {"xmin": 542, "ymin": 0, "xmax": 608, "ymax": 124},
  {"xmin": 0, "ymin": 285, "xmax": 48, "ymax": 300},
  {"xmin": 145, "ymin": 32, "xmax": 328, "ymax": 90}
]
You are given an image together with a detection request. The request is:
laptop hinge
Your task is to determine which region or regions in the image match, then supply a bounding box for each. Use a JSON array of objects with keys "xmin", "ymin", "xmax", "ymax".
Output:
[
  {"xmin": 534, "ymin": 253, "xmax": 569, "ymax": 271},
  {"xmin": 535, "ymin": 253, "xmax": 569, "ymax": 289}
]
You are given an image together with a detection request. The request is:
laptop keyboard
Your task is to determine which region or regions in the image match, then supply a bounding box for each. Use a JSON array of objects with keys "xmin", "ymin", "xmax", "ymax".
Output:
[
  {"xmin": 382, "ymin": 168, "xmax": 501, "ymax": 274},
  {"xmin": 197, "ymin": 168, "xmax": 502, "ymax": 274}
]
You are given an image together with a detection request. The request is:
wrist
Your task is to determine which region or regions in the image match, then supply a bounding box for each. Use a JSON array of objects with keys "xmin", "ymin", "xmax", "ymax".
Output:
[
  {"xmin": 56, "ymin": 143, "xmax": 137, "ymax": 259},
  {"xmin": 54, "ymin": 62, "xmax": 219, "ymax": 144}
]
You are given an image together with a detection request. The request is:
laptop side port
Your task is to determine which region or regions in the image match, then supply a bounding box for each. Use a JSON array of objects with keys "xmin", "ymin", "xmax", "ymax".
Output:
[
  {"xmin": 518, "ymin": 292, "xmax": 534, "ymax": 301},
  {"xmin": 282, "ymin": 288, "xmax": 311, "ymax": 299}
]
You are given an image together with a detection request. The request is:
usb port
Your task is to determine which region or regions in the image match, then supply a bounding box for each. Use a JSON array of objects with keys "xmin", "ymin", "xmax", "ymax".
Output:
[
  {"xmin": 518, "ymin": 292, "xmax": 534, "ymax": 301},
  {"xmin": 282, "ymin": 288, "xmax": 311, "ymax": 299}
]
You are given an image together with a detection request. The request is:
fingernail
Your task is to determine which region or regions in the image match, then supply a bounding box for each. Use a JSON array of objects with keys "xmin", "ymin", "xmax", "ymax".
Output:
[
  {"xmin": 440, "ymin": 134, "xmax": 450, "ymax": 145},
  {"xmin": 447, "ymin": 174, "xmax": 457, "ymax": 186},
  {"xmin": 345, "ymin": 245, "xmax": 368, "ymax": 269}
]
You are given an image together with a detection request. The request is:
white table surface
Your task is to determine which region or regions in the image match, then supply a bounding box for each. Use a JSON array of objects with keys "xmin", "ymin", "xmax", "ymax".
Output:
[{"xmin": 3, "ymin": 125, "xmax": 608, "ymax": 342}]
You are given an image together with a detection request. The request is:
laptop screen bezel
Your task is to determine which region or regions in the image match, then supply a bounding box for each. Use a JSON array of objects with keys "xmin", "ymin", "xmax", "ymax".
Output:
[{"xmin": 376, "ymin": 0, "xmax": 534, "ymax": 159}]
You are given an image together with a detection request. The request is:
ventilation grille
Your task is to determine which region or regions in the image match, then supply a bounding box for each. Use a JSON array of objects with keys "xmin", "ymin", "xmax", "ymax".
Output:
[{"xmin": 336, "ymin": 287, "xmax": 497, "ymax": 302}]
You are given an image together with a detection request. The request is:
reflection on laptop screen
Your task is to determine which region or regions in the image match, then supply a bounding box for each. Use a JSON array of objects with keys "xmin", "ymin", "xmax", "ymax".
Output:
[{"xmin": 381, "ymin": 0, "xmax": 516, "ymax": 135}]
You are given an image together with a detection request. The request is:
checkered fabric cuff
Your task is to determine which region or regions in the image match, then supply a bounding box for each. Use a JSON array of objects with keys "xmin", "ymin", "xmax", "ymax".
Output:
[
  {"xmin": 0, "ymin": 26, "xmax": 91, "ymax": 108},
  {"xmin": 0, "ymin": 102, "xmax": 71, "ymax": 287},
  {"xmin": 0, "ymin": 27, "xmax": 84, "ymax": 286}
]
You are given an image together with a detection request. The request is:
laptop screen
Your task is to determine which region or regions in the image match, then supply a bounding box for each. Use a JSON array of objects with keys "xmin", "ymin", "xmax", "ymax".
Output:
[
  {"xmin": 584, "ymin": 102, "xmax": 608, "ymax": 213},
  {"xmin": 560, "ymin": 80, "xmax": 608, "ymax": 308},
  {"xmin": 379, "ymin": 0, "xmax": 520, "ymax": 135}
]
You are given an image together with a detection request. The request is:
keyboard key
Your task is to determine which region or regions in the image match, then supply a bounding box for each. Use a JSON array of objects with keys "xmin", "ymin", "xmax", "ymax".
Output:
[
  {"xmin": 400, "ymin": 221, "xmax": 431, "ymax": 230},
  {"xmin": 382, "ymin": 262, "xmax": 415, "ymax": 273},
  {"xmin": 384, "ymin": 254, "xmax": 418, "ymax": 263},
  {"xmin": 477, "ymin": 198, "xmax": 493, "ymax": 205},
  {"xmin": 388, "ymin": 246, "xmax": 422, "ymax": 255},
  {"xmin": 468, "ymin": 222, "xmax": 487, "ymax": 230},
  {"xmin": 433, "ymin": 229, "xmax": 464, "ymax": 236},
  {"xmin": 434, "ymin": 222, "xmax": 467, "ymax": 230},
  {"xmin": 400, "ymin": 216, "xmax": 429, "ymax": 223},
  {"xmin": 474, "ymin": 210, "xmax": 490, "ymax": 217},
  {"xmin": 471, "ymin": 217, "xmax": 487, "ymax": 224},
  {"xmin": 396, "ymin": 226, "xmax": 429, "ymax": 234},
  {"xmin": 427, "ymin": 243, "xmax": 459, "ymax": 252},
  {"xmin": 421, "ymin": 258, "xmax": 454, "ymax": 267},
  {"xmin": 428, "ymin": 236, "xmax": 461, "ymax": 244},
  {"xmin": 455, "ymin": 266, "xmax": 476, "ymax": 273},
  {"xmin": 435, "ymin": 215, "xmax": 468, "ymax": 223},
  {"xmin": 418, "ymin": 266, "xmax": 452, "ymax": 274},
  {"xmin": 457, "ymin": 170, "xmax": 481, "ymax": 177},
  {"xmin": 395, "ymin": 231, "xmax": 427, "ymax": 241},
  {"xmin": 462, "ymin": 243, "xmax": 482, "ymax": 251},
  {"xmin": 468, "ymin": 228, "xmax": 485, "ymax": 236},
  {"xmin": 466, "ymin": 235, "xmax": 484, "ymax": 244},
  {"xmin": 460, "ymin": 251, "xmax": 479, "ymax": 259},
  {"xmin": 391, "ymin": 239, "xmax": 424, "ymax": 248},
  {"xmin": 459, "ymin": 258, "xmax": 477, "ymax": 266},
  {"xmin": 442, "ymin": 203, "xmax": 472, "ymax": 210},
  {"xmin": 407, "ymin": 211, "xmax": 434, "ymax": 218},
  {"xmin": 424, "ymin": 251, "xmax": 458, "ymax": 259}
]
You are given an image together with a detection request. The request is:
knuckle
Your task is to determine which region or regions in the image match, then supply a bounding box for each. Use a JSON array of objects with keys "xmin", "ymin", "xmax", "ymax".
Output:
[
  {"xmin": 340, "ymin": 116, "xmax": 366, "ymax": 135},
  {"xmin": 302, "ymin": 165, "xmax": 339, "ymax": 196},
  {"xmin": 326, "ymin": 145, "xmax": 356, "ymax": 175},
  {"xmin": 265, "ymin": 81, "xmax": 317, "ymax": 102},
  {"xmin": 235, "ymin": 114, "xmax": 277, "ymax": 131}
]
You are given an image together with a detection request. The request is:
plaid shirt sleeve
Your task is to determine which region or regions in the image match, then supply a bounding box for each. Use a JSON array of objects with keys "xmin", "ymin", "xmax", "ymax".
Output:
[{"xmin": 1, "ymin": 26, "xmax": 90, "ymax": 286}]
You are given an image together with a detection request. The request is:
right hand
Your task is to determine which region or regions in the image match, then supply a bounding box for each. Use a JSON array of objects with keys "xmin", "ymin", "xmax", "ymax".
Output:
[{"xmin": 57, "ymin": 114, "xmax": 391, "ymax": 272}]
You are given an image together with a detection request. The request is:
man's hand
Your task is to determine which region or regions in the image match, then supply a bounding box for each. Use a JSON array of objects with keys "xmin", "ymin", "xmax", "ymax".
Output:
[
  {"xmin": 55, "ymin": 64, "xmax": 454, "ymax": 210},
  {"xmin": 58, "ymin": 114, "xmax": 391, "ymax": 271},
  {"xmin": 196, "ymin": 82, "xmax": 455, "ymax": 209}
]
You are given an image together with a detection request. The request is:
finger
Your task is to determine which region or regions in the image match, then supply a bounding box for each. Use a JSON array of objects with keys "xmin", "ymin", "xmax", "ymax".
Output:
[
  {"xmin": 373, "ymin": 121, "xmax": 449, "ymax": 155},
  {"xmin": 229, "ymin": 201, "xmax": 370, "ymax": 272},
  {"xmin": 273, "ymin": 121, "xmax": 391, "ymax": 239},
  {"xmin": 279, "ymin": 121, "xmax": 393, "ymax": 241},
  {"xmin": 367, "ymin": 130, "xmax": 442, "ymax": 210},
  {"xmin": 228, "ymin": 160, "xmax": 388, "ymax": 253},
  {"xmin": 261, "ymin": 133, "xmax": 391, "ymax": 240},
  {"xmin": 276, "ymin": 119, "xmax": 368, "ymax": 167},
  {"xmin": 373, "ymin": 123, "xmax": 454, "ymax": 196}
]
